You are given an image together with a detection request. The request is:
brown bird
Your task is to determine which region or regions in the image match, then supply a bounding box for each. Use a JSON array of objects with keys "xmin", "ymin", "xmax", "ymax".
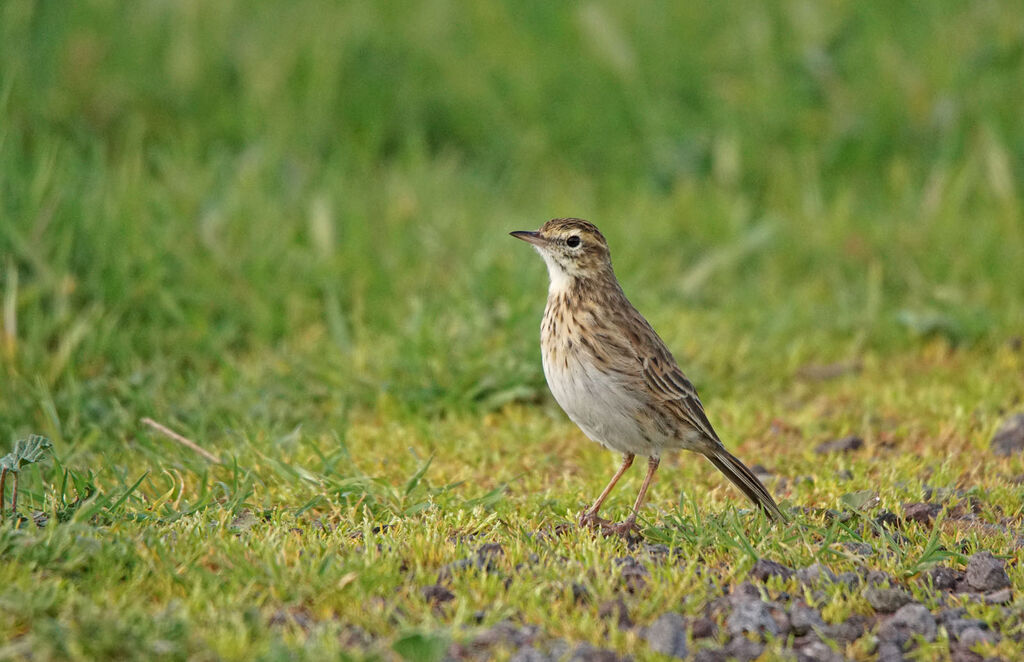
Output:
[{"xmin": 512, "ymin": 218, "xmax": 785, "ymax": 535}]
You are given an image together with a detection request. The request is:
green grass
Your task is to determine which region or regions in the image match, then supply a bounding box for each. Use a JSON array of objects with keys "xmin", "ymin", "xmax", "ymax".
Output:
[{"xmin": 2, "ymin": 0, "xmax": 1023, "ymax": 659}]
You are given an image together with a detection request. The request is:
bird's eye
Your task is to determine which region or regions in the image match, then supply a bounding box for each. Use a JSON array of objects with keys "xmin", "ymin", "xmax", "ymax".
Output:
[{"xmin": 566, "ymin": 236, "xmax": 581, "ymax": 248}]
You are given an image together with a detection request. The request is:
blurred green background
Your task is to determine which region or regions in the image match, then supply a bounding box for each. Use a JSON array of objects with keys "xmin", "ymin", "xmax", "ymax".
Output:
[{"xmin": 1, "ymin": 0, "xmax": 1022, "ymax": 447}]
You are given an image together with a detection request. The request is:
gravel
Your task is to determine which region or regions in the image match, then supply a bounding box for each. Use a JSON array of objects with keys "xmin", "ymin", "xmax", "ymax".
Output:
[
  {"xmin": 795, "ymin": 562, "xmax": 837, "ymax": 586},
  {"xmin": 613, "ymin": 556, "xmax": 649, "ymax": 593},
  {"xmin": 921, "ymin": 565, "xmax": 962, "ymax": 591},
  {"xmin": 748, "ymin": 558, "xmax": 794, "ymax": 582},
  {"xmin": 789, "ymin": 601, "xmax": 825, "ymax": 636},
  {"xmin": 690, "ymin": 617, "xmax": 718, "ymax": 639},
  {"xmin": 902, "ymin": 502, "xmax": 941, "ymax": 525},
  {"xmin": 795, "ymin": 641, "xmax": 847, "ymax": 662},
  {"xmin": 964, "ymin": 551, "xmax": 1011, "ymax": 592},
  {"xmin": 815, "ymin": 435, "xmax": 865, "ymax": 454},
  {"xmin": 877, "ymin": 603, "xmax": 937, "ymax": 644},
  {"xmin": 643, "ymin": 613, "xmax": 688, "ymax": 659},
  {"xmin": 864, "ymin": 585, "xmax": 913, "ymax": 613},
  {"xmin": 723, "ymin": 637, "xmax": 764, "ymax": 661},
  {"xmin": 991, "ymin": 412, "xmax": 1024, "ymax": 456},
  {"xmin": 438, "ymin": 543, "xmax": 505, "ymax": 583},
  {"xmin": 876, "ymin": 641, "xmax": 905, "ymax": 662},
  {"xmin": 571, "ymin": 582, "xmax": 591, "ymax": 604},
  {"xmin": 818, "ymin": 615, "xmax": 867, "ymax": 644},
  {"xmin": 726, "ymin": 597, "xmax": 781, "ymax": 638},
  {"xmin": 421, "ymin": 584, "xmax": 455, "ymax": 604},
  {"xmin": 598, "ymin": 598, "xmax": 632, "ymax": 630}
]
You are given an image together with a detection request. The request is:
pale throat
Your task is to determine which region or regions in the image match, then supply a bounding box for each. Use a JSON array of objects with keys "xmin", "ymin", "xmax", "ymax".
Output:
[{"xmin": 538, "ymin": 249, "xmax": 577, "ymax": 294}]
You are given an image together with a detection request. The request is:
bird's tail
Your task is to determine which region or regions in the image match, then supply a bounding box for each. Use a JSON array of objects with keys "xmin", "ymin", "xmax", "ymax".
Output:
[{"xmin": 703, "ymin": 446, "xmax": 787, "ymax": 522}]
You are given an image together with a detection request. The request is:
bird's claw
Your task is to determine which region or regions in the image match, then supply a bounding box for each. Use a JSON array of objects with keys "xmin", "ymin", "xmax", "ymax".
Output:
[
  {"xmin": 578, "ymin": 511, "xmax": 637, "ymax": 538},
  {"xmin": 577, "ymin": 511, "xmax": 611, "ymax": 529}
]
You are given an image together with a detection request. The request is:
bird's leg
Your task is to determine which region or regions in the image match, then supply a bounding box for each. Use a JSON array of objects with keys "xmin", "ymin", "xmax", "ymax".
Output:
[
  {"xmin": 578, "ymin": 453, "xmax": 634, "ymax": 528},
  {"xmin": 609, "ymin": 456, "xmax": 660, "ymax": 536}
]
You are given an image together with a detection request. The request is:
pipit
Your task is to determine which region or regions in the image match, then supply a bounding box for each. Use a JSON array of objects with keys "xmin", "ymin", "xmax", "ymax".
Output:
[{"xmin": 512, "ymin": 218, "xmax": 785, "ymax": 535}]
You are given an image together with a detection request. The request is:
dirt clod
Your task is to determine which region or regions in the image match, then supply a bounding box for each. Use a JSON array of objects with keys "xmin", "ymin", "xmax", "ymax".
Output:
[
  {"xmin": 902, "ymin": 502, "xmax": 941, "ymax": 525},
  {"xmin": 748, "ymin": 558, "xmax": 794, "ymax": 582},
  {"xmin": 964, "ymin": 551, "xmax": 1010, "ymax": 592},
  {"xmin": 815, "ymin": 435, "xmax": 864, "ymax": 454},
  {"xmin": 991, "ymin": 412, "xmax": 1024, "ymax": 456},
  {"xmin": 864, "ymin": 585, "xmax": 913, "ymax": 613},
  {"xmin": 644, "ymin": 612, "xmax": 688, "ymax": 659},
  {"xmin": 422, "ymin": 584, "xmax": 455, "ymax": 604}
]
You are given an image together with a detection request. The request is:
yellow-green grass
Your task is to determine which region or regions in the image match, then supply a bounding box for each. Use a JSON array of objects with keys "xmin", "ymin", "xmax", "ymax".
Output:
[{"xmin": 2, "ymin": 0, "xmax": 1024, "ymax": 659}]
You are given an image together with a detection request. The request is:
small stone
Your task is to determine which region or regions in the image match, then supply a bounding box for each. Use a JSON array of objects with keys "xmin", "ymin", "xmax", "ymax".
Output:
[
  {"xmin": 644, "ymin": 612, "xmax": 688, "ymax": 659},
  {"xmin": 692, "ymin": 649, "xmax": 727, "ymax": 662},
  {"xmin": 876, "ymin": 641, "xmax": 905, "ymax": 662},
  {"xmin": 572, "ymin": 583, "xmax": 592, "ymax": 604},
  {"xmin": 642, "ymin": 544, "xmax": 672, "ymax": 564},
  {"xmin": 749, "ymin": 558, "xmax": 795, "ymax": 582},
  {"xmin": 815, "ymin": 435, "xmax": 865, "ymax": 454},
  {"xmin": 790, "ymin": 602, "xmax": 825, "ymax": 636},
  {"xmin": 958, "ymin": 626, "xmax": 998, "ymax": 648},
  {"xmin": 877, "ymin": 603, "xmax": 937, "ymax": 644},
  {"xmin": 796, "ymin": 562, "xmax": 838, "ymax": 586},
  {"xmin": 796, "ymin": 640, "xmax": 846, "ymax": 662},
  {"xmin": 727, "ymin": 597, "xmax": 780, "ymax": 638},
  {"xmin": 864, "ymin": 585, "xmax": 913, "ymax": 613},
  {"xmin": 690, "ymin": 617, "xmax": 717, "ymax": 639},
  {"xmin": 991, "ymin": 413, "xmax": 1024, "ymax": 456},
  {"xmin": 421, "ymin": 584, "xmax": 455, "ymax": 604},
  {"xmin": 903, "ymin": 502, "xmax": 941, "ymax": 525},
  {"xmin": 510, "ymin": 648, "xmax": 552, "ymax": 662},
  {"xmin": 835, "ymin": 571, "xmax": 862, "ymax": 589},
  {"xmin": 965, "ymin": 552, "xmax": 1010, "ymax": 592},
  {"xmin": 437, "ymin": 558, "xmax": 475, "ymax": 583},
  {"xmin": 945, "ymin": 617, "xmax": 991, "ymax": 641},
  {"xmin": 875, "ymin": 510, "xmax": 900, "ymax": 529},
  {"xmin": 936, "ymin": 607, "xmax": 967, "ymax": 626},
  {"xmin": 922, "ymin": 566, "xmax": 962, "ymax": 591},
  {"xmin": 723, "ymin": 637, "xmax": 765, "ymax": 662},
  {"xmin": 984, "ymin": 587, "xmax": 1012, "ymax": 604},
  {"xmin": 476, "ymin": 543, "xmax": 505, "ymax": 570},
  {"xmin": 567, "ymin": 642, "xmax": 626, "ymax": 662},
  {"xmin": 819, "ymin": 615, "xmax": 866, "ymax": 644},
  {"xmin": 598, "ymin": 598, "xmax": 633, "ymax": 630},
  {"xmin": 841, "ymin": 541, "xmax": 874, "ymax": 557},
  {"xmin": 472, "ymin": 621, "xmax": 540, "ymax": 649},
  {"xmin": 338, "ymin": 624, "xmax": 373, "ymax": 648},
  {"xmin": 614, "ymin": 556, "xmax": 649, "ymax": 593}
]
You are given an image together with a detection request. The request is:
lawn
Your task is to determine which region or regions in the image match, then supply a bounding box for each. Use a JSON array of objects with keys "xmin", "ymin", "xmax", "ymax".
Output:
[{"xmin": 1, "ymin": 1, "xmax": 1023, "ymax": 660}]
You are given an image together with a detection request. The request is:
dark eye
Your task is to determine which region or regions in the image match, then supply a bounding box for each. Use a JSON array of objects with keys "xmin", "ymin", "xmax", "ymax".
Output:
[{"xmin": 566, "ymin": 236, "xmax": 581, "ymax": 248}]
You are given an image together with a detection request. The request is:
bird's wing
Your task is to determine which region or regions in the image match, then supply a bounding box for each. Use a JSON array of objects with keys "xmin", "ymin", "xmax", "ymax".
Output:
[
  {"xmin": 640, "ymin": 351, "xmax": 722, "ymax": 443},
  {"xmin": 613, "ymin": 309, "xmax": 722, "ymax": 444}
]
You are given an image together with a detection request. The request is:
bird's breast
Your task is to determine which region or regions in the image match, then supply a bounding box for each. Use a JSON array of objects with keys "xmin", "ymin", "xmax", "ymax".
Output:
[{"xmin": 540, "ymin": 304, "xmax": 652, "ymax": 452}]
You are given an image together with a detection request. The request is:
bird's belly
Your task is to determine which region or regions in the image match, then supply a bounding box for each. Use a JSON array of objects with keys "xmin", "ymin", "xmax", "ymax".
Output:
[{"xmin": 542, "ymin": 352, "xmax": 658, "ymax": 456}]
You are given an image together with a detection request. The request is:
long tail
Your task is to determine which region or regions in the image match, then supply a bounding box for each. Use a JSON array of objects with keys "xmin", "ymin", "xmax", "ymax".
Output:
[{"xmin": 704, "ymin": 446, "xmax": 787, "ymax": 522}]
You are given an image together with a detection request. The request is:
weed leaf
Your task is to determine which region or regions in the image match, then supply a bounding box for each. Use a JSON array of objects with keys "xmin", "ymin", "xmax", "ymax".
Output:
[{"xmin": 1, "ymin": 435, "xmax": 54, "ymax": 473}]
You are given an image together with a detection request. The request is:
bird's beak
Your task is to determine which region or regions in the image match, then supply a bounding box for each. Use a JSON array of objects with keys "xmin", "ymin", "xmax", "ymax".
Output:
[{"xmin": 509, "ymin": 230, "xmax": 546, "ymax": 247}]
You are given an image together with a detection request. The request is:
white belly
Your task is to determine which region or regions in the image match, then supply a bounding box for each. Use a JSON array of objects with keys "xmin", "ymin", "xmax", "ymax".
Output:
[{"xmin": 542, "ymin": 351, "xmax": 659, "ymax": 456}]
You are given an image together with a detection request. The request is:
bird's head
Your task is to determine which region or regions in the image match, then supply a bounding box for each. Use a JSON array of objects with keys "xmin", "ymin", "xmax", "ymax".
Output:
[{"xmin": 510, "ymin": 218, "xmax": 613, "ymax": 291}]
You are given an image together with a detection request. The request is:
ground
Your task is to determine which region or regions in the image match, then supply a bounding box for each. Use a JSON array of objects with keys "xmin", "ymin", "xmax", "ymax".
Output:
[{"xmin": 1, "ymin": 1, "xmax": 1023, "ymax": 660}]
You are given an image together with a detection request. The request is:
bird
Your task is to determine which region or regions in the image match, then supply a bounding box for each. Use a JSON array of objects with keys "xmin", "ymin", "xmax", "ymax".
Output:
[{"xmin": 511, "ymin": 218, "xmax": 786, "ymax": 535}]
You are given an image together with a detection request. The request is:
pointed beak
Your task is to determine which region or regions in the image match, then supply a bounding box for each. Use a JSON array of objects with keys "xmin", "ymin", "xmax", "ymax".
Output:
[{"xmin": 509, "ymin": 230, "xmax": 546, "ymax": 247}]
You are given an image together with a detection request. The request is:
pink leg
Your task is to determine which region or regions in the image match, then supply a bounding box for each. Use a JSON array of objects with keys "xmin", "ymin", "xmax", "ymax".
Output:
[
  {"xmin": 609, "ymin": 456, "xmax": 660, "ymax": 536},
  {"xmin": 578, "ymin": 454, "xmax": 634, "ymax": 528}
]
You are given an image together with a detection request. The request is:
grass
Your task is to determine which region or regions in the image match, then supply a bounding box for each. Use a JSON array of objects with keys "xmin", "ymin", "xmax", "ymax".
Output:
[{"xmin": 1, "ymin": 0, "xmax": 1023, "ymax": 659}]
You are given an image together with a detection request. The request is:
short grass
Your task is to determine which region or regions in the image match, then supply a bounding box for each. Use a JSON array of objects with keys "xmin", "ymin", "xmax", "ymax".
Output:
[{"xmin": 2, "ymin": 1, "xmax": 1023, "ymax": 660}]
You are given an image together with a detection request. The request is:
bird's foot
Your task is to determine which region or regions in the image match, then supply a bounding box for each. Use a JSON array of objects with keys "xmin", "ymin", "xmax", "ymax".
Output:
[
  {"xmin": 577, "ymin": 510, "xmax": 612, "ymax": 529},
  {"xmin": 604, "ymin": 519, "xmax": 637, "ymax": 537}
]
